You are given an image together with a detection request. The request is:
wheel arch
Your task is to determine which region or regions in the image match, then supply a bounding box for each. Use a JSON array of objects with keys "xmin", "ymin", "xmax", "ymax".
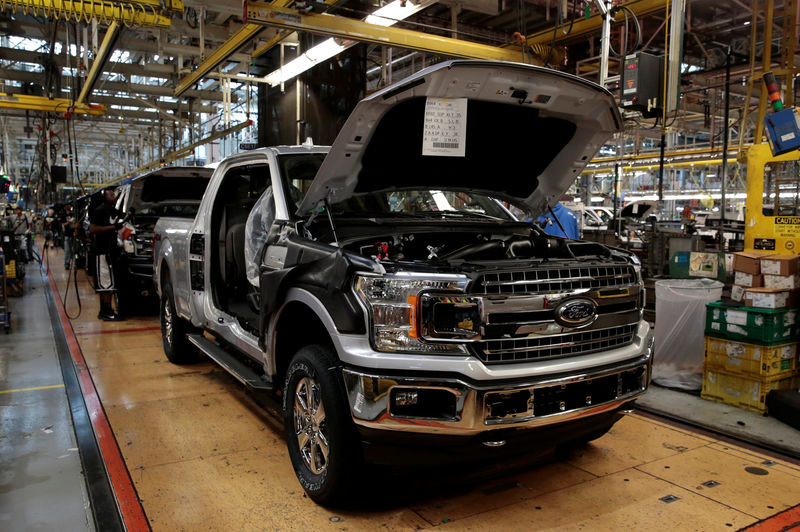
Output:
[{"xmin": 270, "ymin": 288, "xmax": 341, "ymax": 385}]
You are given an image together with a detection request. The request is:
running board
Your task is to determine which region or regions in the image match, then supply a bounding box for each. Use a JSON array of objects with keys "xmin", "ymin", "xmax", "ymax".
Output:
[{"xmin": 186, "ymin": 334, "xmax": 273, "ymax": 391}]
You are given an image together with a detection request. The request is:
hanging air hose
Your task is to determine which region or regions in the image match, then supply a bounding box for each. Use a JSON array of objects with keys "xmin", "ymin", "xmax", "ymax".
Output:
[
  {"xmin": 608, "ymin": 5, "xmax": 642, "ymax": 58},
  {"xmin": 63, "ymin": 252, "xmax": 82, "ymax": 320}
]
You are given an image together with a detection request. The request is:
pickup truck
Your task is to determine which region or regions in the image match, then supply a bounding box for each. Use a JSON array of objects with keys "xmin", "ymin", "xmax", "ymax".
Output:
[
  {"xmin": 153, "ymin": 60, "xmax": 653, "ymax": 505},
  {"xmin": 113, "ymin": 167, "xmax": 212, "ymax": 312}
]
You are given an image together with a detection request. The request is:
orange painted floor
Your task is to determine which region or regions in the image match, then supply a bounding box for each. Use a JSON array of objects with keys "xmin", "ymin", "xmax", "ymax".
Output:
[{"xmin": 46, "ymin": 247, "xmax": 800, "ymax": 531}]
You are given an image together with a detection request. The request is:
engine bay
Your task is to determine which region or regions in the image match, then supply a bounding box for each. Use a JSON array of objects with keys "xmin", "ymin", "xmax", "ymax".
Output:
[{"xmin": 338, "ymin": 227, "xmax": 622, "ymax": 266}]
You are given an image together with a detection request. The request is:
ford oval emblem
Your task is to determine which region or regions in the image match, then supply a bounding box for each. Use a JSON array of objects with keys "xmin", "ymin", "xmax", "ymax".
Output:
[{"xmin": 554, "ymin": 299, "xmax": 597, "ymax": 328}]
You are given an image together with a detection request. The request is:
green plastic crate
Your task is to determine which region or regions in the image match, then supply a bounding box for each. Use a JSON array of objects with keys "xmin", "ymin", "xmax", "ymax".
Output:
[{"xmin": 705, "ymin": 301, "xmax": 799, "ymax": 344}]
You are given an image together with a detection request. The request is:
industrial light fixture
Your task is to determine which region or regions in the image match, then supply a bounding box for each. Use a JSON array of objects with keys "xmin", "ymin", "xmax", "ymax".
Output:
[{"xmin": 264, "ymin": 0, "xmax": 435, "ymax": 86}]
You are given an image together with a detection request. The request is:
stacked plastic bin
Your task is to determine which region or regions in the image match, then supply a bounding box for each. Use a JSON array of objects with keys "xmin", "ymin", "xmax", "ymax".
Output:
[{"xmin": 701, "ymin": 253, "xmax": 800, "ymax": 413}]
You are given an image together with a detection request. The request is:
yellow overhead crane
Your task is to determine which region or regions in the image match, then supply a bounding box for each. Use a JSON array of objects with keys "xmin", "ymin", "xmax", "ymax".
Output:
[
  {"xmin": 175, "ymin": 0, "xmax": 527, "ymax": 97},
  {"xmin": 0, "ymin": 93, "xmax": 105, "ymax": 115},
  {"xmin": 0, "ymin": 0, "xmax": 182, "ymax": 28},
  {"xmin": 245, "ymin": 2, "xmax": 523, "ymax": 60}
]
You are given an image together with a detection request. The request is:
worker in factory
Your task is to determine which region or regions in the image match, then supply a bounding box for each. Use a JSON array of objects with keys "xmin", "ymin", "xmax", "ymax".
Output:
[
  {"xmin": 6, "ymin": 206, "xmax": 32, "ymax": 263},
  {"xmin": 536, "ymin": 201, "xmax": 580, "ymax": 239},
  {"xmin": 62, "ymin": 204, "xmax": 76, "ymax": 270},
  {"xmin": 89, "ymin": 187, "xmax": 125, "ymax": 321}
]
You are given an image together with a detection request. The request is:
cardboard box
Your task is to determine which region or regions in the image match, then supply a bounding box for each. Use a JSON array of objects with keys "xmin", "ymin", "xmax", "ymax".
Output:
[
  {"xmin": 743, "ymin": 287, "xmax": 799, "ymax": 309},
  {"xmin": 761, "ymin": 254, "xmax": 799, "ymax": 276},
  {"xmin": 733, "ymin": 251, "xmax": 763, "ymax": 275},
  {"xmin": 764, "ymin": 274, "xmax": 800, "ymax": 289},
  {"xmin": 734, "ymin": 271, "xmax": 763, "ymax": 288},
  {"xmin": 731, "ymin": 285, "xmax": 745, "ymax": 302}
]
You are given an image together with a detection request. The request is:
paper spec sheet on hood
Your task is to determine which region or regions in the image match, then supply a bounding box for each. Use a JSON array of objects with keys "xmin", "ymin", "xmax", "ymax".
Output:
[{"xmin": 422, "ymin": 97, "xmax": 468, "ymax": 157}]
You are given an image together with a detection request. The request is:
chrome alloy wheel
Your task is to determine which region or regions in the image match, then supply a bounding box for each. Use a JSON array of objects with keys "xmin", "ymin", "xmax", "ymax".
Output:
[
  {"xmin": 293, "ymin": 376, "xmax": 329, "ymax": 475},
  {"xmin": 163, "ymin": 297, "xmax": 173, "ymax": 346}
]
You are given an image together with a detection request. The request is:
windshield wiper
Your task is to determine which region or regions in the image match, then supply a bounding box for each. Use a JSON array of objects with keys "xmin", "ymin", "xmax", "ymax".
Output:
[{"xmin": 419, "ymin": 211, "xmax": 504, "ymax": 221}]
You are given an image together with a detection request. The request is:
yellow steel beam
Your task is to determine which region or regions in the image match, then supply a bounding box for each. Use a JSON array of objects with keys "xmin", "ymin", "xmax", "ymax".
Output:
[
  {"xmin": 583, "ymin": 157, "xmax": 737, "ymax": 174},
  {"xmin": 244, "ymin": 2, "xmax": 524, "ymax": 63},
  {"xmin": 0, "ymin": 0, "xmax": 175, "ymax": 28},
  {"xmin": 589, "ymin": 146, "xmax": 748, "ymax": 165},
  {"xmin": 175, "ymin": 0, "xmax": 298, "ymax": 97},
  {"xmin": 0, "ymin": 93, "xmax": 104, "ymax": 115},
  {"xmin": 252, "ymin": 30, "xmax": 292, "ymax": 59},
  {"xmin": 76, "ymin": 20, "xmax": 120, "ymax": 106},
  {"xmin": 525, "ymin": 0, "xmax": 667, "ymax": 46},
  {"xmin": 251, "ymin": 0, "xmax": 339, "ymax": 59},
  {"xmin": 174, "ymin": 24, "xmax": 265, "ymax": 97}
]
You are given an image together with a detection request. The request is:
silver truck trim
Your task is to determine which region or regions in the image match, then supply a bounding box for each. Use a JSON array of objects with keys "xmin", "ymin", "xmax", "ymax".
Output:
[
  {"xmin": 277, "ymin": 287, "xmax": 652, "ymax": 382},
  {"xmin": 341, "ymin": 346, "xmax": 652, "ymax": 435}
]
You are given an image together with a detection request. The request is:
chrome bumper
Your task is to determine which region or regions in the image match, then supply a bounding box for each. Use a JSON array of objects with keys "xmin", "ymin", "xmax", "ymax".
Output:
[{"xmin": 342, "ymin": 332, "xmax": 654, "ymax": 436}]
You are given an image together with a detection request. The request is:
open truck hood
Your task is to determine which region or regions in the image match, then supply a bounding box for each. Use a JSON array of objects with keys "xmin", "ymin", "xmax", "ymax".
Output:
[{"xmin": 297, "ymin": 60, "xmax": 621, "ymax": 218}]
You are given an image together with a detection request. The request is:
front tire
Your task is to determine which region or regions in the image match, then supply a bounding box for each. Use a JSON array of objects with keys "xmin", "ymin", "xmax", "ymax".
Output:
[
  {"xmin": 160, "ymin": 281, "xmax": 199, "ymax": 364},
  {"xmin": 283, "ymin": 345, "xmax": 360, "ymax": 506}
]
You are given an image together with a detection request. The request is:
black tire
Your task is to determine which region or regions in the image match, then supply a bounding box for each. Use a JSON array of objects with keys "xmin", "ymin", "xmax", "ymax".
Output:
[
  {"xmin": 160, "ymin": 281, "xmax": 199, "ymax": 364},
  {"xmin": 283, "ymin": 345, "xmax": 361, "ymax": 506}
]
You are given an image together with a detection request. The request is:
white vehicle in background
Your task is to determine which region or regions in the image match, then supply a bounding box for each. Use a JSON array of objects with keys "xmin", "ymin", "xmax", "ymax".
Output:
[
  {"xmin": 562, "ymin": 202, "xmax": 608, "ymax": 236},
  {"xmin": 592, "ymin": 207, "xmax": 614, "ymax": 226}
]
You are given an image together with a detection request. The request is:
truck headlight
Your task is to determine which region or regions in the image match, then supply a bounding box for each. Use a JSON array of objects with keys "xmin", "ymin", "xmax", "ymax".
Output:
[{"xmin": 354, "ymin": 273, "xmax": 468, "ymax": 353}]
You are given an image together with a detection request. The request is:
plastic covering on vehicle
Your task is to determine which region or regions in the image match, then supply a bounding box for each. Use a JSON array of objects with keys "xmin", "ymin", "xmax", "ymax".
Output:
[
  {"xmin": 258, "ymin": 234, "xmax": 375, "ymax": 350},
  {"xmin": 244, "ymin": 187, "xmax": 275, "ymax": 287},
  {"xmin": 653, "ymin": 278, "xmax": 723, "ymax": 390}
]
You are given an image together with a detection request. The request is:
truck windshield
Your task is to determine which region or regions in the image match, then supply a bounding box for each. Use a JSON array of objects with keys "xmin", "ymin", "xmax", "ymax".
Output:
[
  {"xmin": 277, "ymin": 153, "xmax": 525, "ymax": 221},
  {"xmin": 330, "ymin": 190, "xmax": 518, "ymax": 220}
]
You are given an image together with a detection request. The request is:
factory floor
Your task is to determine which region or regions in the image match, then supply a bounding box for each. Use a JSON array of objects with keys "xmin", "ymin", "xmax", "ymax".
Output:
[{"xmin": 5, "ymin": 243, "xmax": 800, "ymax": 531}]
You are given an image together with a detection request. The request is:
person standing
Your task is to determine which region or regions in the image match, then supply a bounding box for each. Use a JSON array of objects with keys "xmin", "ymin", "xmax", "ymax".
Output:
[
  {"xmin": 8, "ymin": 207, "xmax": 32, "ymax": 262},
  {"xmin": 62, "ymin": 204, "xmax": 76, "ymax": 270},
  {"xmin": 89, "ymin": 187, "xmax": 125, "ymax": 321}
]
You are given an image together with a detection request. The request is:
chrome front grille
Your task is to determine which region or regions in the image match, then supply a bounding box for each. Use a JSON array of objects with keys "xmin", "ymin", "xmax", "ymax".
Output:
[
  {"xmin": 474, "ymin": 324, "xmax": 638, "ymax": 364},
  {"xmin": 475, "ymin": 264, "xmax": 636, "ymax": 296}
]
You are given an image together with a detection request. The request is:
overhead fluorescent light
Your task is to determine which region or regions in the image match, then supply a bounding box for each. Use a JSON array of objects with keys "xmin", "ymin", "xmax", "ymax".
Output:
[{"xmin": 264, "ymin": 0, "xmax": 435, "ymax": 86}]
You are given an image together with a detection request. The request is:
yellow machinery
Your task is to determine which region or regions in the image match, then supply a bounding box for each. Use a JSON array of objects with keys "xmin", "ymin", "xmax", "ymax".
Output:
[{"xmin": 744, "ymin": 143, "xmax": 800, "ymax": 253}]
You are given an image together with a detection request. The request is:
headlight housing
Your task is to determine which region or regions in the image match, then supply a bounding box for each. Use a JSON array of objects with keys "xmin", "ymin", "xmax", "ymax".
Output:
[{"xmin": 354, "ymin": 273, "xmax": 468, "ymax": 353}]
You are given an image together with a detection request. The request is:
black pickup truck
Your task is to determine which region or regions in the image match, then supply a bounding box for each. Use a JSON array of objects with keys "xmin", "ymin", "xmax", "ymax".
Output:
[{"xmin": 113, "ymin": 167, "xmax": 212, "ymax": 312}]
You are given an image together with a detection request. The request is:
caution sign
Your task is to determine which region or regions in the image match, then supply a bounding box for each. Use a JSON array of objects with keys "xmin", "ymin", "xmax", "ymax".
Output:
[{"xmin": 775, "ymin": 216, "xmax": 800, "ymax": 237}]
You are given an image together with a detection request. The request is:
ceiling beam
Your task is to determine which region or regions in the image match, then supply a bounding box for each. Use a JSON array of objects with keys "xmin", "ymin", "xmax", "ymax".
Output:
[
  {"xmin": 0, "ymin": 68, "xmax": 238, "ymax": 102},
  {"xmin": 0, "ymin": 0, "xmax": 175, "ymax": 28},
  {"xmin": 244, "ymin": 2, "xmax": 524, "ymax": 63},
  {"xmin": 174, "ymin": 23, "xmax": 264, "ymax": 96},
  {"xmin": 525, "ymin": 0, "xmax": 667, "ymax": 46},
  {"xmin": 76, "ymin": 21, "xmax": 120, "ymax": 105},
  {"xmin": 0, "ymin": 92, "xmax": 104, "ymax": 114}
]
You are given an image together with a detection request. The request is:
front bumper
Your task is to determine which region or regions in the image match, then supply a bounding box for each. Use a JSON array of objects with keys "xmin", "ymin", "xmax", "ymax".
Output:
[{"xmin": 342, "ymin": 323, "xmax": 653, "ymax": 436}]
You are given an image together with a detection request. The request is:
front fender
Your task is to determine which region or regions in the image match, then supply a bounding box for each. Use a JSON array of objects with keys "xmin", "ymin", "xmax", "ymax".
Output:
[
  {"xmin": 266, "ymin": 287, "xmax": 354, "ymax": 373},
  {"xmin": 155, "ymin": 238, "xmax": 175, "ymax": 298}
]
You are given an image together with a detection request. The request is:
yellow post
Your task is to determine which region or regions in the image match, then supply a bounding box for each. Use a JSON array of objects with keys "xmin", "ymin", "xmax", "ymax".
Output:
[{"xmin": 743, "ymin": 144, "xmax": 800, "ymax": 253}]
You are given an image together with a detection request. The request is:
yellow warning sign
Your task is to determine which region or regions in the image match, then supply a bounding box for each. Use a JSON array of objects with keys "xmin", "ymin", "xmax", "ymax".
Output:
[{"xmin": 775, "ymin": 217, "xmax": 800, "ymax": 237}]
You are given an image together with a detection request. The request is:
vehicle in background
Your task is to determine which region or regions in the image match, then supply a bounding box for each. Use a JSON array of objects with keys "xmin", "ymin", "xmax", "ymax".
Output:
[
  {"xmin": 563, "ymin": 202, "xmax": 608, "ymax": 236},
  {"xmin": 114, "ymin": 167, "xmax": 213, "ymax": 312},
  {"xmin": 617, "ymin": 200, "xmax": 658, "ymax": 249},
  {"xmin": 152, "ymin": 61, "xmax": 653, "ymax": 504},
  {"xmin": 593, "ymin": 207, "xmax": 614, "ymax": 225}
]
